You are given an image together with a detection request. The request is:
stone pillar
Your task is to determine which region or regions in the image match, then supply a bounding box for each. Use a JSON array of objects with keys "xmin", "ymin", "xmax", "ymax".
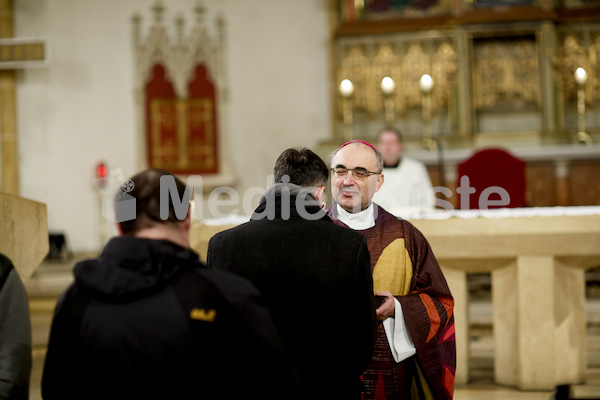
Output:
[
  {"xmin": 515, "ymin": 255, "xmax": 556, "ymax": 389},
  {"xmin": 492, "ymin": 255, "xmax": 586, "ymax": 390},
  {"xmin": 441, "ymin": 266, "xmax": 469, "ymax": 385},
  {"xmin": 554, "ymin": 260, "xmax": 586, "ymax": 384},
  {"xmin": 492, "ymin": 260, "xmax": 519, "ymax": 387}
]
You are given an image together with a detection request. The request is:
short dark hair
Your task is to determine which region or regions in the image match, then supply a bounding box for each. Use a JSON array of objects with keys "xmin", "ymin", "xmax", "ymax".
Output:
[
  {"xmin": 377, "ymin": 126, "xmax": 404, "ymax": 143},
  {"xmin": 273, "ymin": 147, "xmax": 328, "ymax": 187},
  {"xmin": 118, "ymin": 169, "xmax": 188, "ymax": 235}
]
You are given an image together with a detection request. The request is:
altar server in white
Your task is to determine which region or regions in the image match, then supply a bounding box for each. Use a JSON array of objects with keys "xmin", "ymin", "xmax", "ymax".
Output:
[{"xmin": 372, "ymin": 127, "xmax": 435, "ymax": 216}]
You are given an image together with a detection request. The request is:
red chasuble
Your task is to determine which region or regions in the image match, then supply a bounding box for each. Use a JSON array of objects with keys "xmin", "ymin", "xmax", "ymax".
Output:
[{"xmin": 327, "ymin": 203, "xmax": 456, "ymax": 400}]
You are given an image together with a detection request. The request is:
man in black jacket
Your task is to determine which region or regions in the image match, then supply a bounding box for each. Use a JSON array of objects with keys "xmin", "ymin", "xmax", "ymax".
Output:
[
  {"xmin": 0, "ymin": 254, "xmax": 31, "ymax": 400},
  {"xmin": 42, "ymin": 169, "xmax": 298, "ymax": 400},
  {"xmin": 207, "ymin": 148, "xmax": 377, "ymax": 399}
]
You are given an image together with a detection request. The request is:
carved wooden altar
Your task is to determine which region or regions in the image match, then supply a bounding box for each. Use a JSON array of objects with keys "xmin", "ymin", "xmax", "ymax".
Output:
[{"xmin": 330, "ymin": 0, "xmax": 600, "ymax": 147}]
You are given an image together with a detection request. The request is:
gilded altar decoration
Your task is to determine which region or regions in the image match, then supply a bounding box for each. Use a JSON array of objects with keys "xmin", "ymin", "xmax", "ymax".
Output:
[
  {"xmin": 132, "ymin": 2, "xmax": 226, "ymax": 175},
  {"xmin": 590, "ymin": 34, "xmax": 600, "ymax": 104},
  {"xmin": 551, "ymin": 26, "xmax": 600, "ymax": 140},
  {"xmin": 336, "ymin": 36, "xmax": 459, "ymax": 118},
  {"xmin": 432, "ymin": 42, "xmax": 458, "ymax": 111},
  {"xmin": 473, "ymin": 38, "xmax": 539, "ymax": 110},
  {"xmin": 556, "ymin": 28, "xmax": 600, "ymax": 106},
  {"xmin": 333, "ymin": 1, "xmax": 600, "ymax": 144},
  {"xmin": 372, "ymin": 44, "xmax": 401, "ymax": 115},
  {"xmin": 402, "ymin": 43, "xmax": 430, "ymax": 109},
  {"xmin": 556, "ymin": 34, "xmax": 587, "ymax": 103},
  {"xmin": 337, "ymin": 45, "xmax": 371, "ymax": 116}
]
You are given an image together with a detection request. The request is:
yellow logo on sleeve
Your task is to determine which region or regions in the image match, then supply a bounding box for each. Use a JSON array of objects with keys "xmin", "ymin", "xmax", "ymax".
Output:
[{"xmin": 190, "ymin": 308, "xmax": 217, "ymax": 322}]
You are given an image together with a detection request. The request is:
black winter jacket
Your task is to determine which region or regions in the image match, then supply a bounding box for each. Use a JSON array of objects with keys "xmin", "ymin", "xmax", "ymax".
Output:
[{"xmin": 42, "ymin": 236, "xmax": 298, "ymax": 400}]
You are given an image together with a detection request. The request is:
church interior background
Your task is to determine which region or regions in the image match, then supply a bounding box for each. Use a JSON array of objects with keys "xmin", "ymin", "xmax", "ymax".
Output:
[{"xmin": 2, "ymin": 0, "xmax": 600, "ymax": 398}]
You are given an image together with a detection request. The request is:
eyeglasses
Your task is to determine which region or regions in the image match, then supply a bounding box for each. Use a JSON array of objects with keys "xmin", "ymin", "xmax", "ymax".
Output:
[{"xmin": 331, "ymin": 167, "xmax": 380, "ymax": 181}]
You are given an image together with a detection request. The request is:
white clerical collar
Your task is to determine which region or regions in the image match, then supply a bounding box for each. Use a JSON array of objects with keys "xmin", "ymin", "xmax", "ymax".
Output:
[{"xmin": 336, "ymin": 203, "xmax": 375, "ymax": 230}]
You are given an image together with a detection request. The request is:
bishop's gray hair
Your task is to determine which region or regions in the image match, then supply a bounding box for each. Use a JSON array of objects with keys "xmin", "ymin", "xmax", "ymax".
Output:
[{"xmin": 328, "ymin": 142, "xmax": 384, "ymax": 173}]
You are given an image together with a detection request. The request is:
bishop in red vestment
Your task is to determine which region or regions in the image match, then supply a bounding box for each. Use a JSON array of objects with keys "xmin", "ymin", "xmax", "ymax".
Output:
[{"xmin": 327, "ymin": 140, "xmax": 455, "ymax": 400}]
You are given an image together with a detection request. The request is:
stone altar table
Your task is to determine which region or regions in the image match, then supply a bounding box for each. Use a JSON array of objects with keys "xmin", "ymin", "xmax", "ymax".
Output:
[{"xmin": 411, "ymin": 207, "xmax": 600, "ymax": 390}]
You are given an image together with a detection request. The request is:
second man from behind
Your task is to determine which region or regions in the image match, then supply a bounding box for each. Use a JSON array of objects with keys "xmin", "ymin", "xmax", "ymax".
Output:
[{"xmin": 207, "ymin": 147, "xmax": 377, "ymax": 399}]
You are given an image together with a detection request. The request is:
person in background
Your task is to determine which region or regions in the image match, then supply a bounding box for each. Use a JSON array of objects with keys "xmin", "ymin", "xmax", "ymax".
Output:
[
  {"xmin": 42, "ymin": 169, "xmax": 298, "ymax": 400},
  {"xmin": 328, "ymin": 140, "xmax": 455, "ymax": 400},
  {"xmin": 0, "ymin": 253, "xmax": 32, "ymax": 400},
  {"xmin": 207, "ymin": 148, "xmax": 377, "ymax": 400},
  {"xmin": 372, "ymin": 126, "xmax": 435, "ymax": 216}
]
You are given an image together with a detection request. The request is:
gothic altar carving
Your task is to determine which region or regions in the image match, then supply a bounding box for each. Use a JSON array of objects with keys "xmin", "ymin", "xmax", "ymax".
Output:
[{"xmin": 132, "ymin": 2, "xmax": 232, "ymax": 182}]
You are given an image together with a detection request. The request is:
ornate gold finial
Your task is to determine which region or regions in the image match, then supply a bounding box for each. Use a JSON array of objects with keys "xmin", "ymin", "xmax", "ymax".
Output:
[
  {"xmin": 194, "ymin": 1, "xmax": 206, "ymax": 23},
  {"xmin": 216, "ymin": 14, "xmax": 226, "ymax": 50},
  {"xmin": 131, "ymin": 13, "xmax": 142, "ymax": 45},
  {"xmin": 152, "ymin": 2, "xmax": 165, "ymax": 23},
  {"xmin": 175, "ymin": 14, "xmax": 185, "ymax": 43},
  {"xmin": 131, "ymin": 12, "xmax": 141, "ymax": 26}
]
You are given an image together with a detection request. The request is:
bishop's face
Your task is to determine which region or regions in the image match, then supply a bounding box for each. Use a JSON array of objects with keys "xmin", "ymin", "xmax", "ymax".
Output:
[{"xmin": 330, "ymin": 144, "xmax": 384, "ymax": 213}]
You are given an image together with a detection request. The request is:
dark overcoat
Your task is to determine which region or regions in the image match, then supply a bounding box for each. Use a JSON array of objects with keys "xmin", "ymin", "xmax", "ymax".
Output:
[{"xmin": 207, "ymin": 184, "xmax": 377, "ymax": 399}]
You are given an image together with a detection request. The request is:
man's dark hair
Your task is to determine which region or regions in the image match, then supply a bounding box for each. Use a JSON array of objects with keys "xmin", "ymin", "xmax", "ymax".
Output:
[
  {"xmin": 377, "ymin": 126, "xmax": 404, "ymax": 143},
  {"xmin": 273, "ymin": 147, "xmax": 329, "ymax": 188},
  {"xmin": 119, "ymin": 169, "xmax": 188, "ymax": 235}
]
